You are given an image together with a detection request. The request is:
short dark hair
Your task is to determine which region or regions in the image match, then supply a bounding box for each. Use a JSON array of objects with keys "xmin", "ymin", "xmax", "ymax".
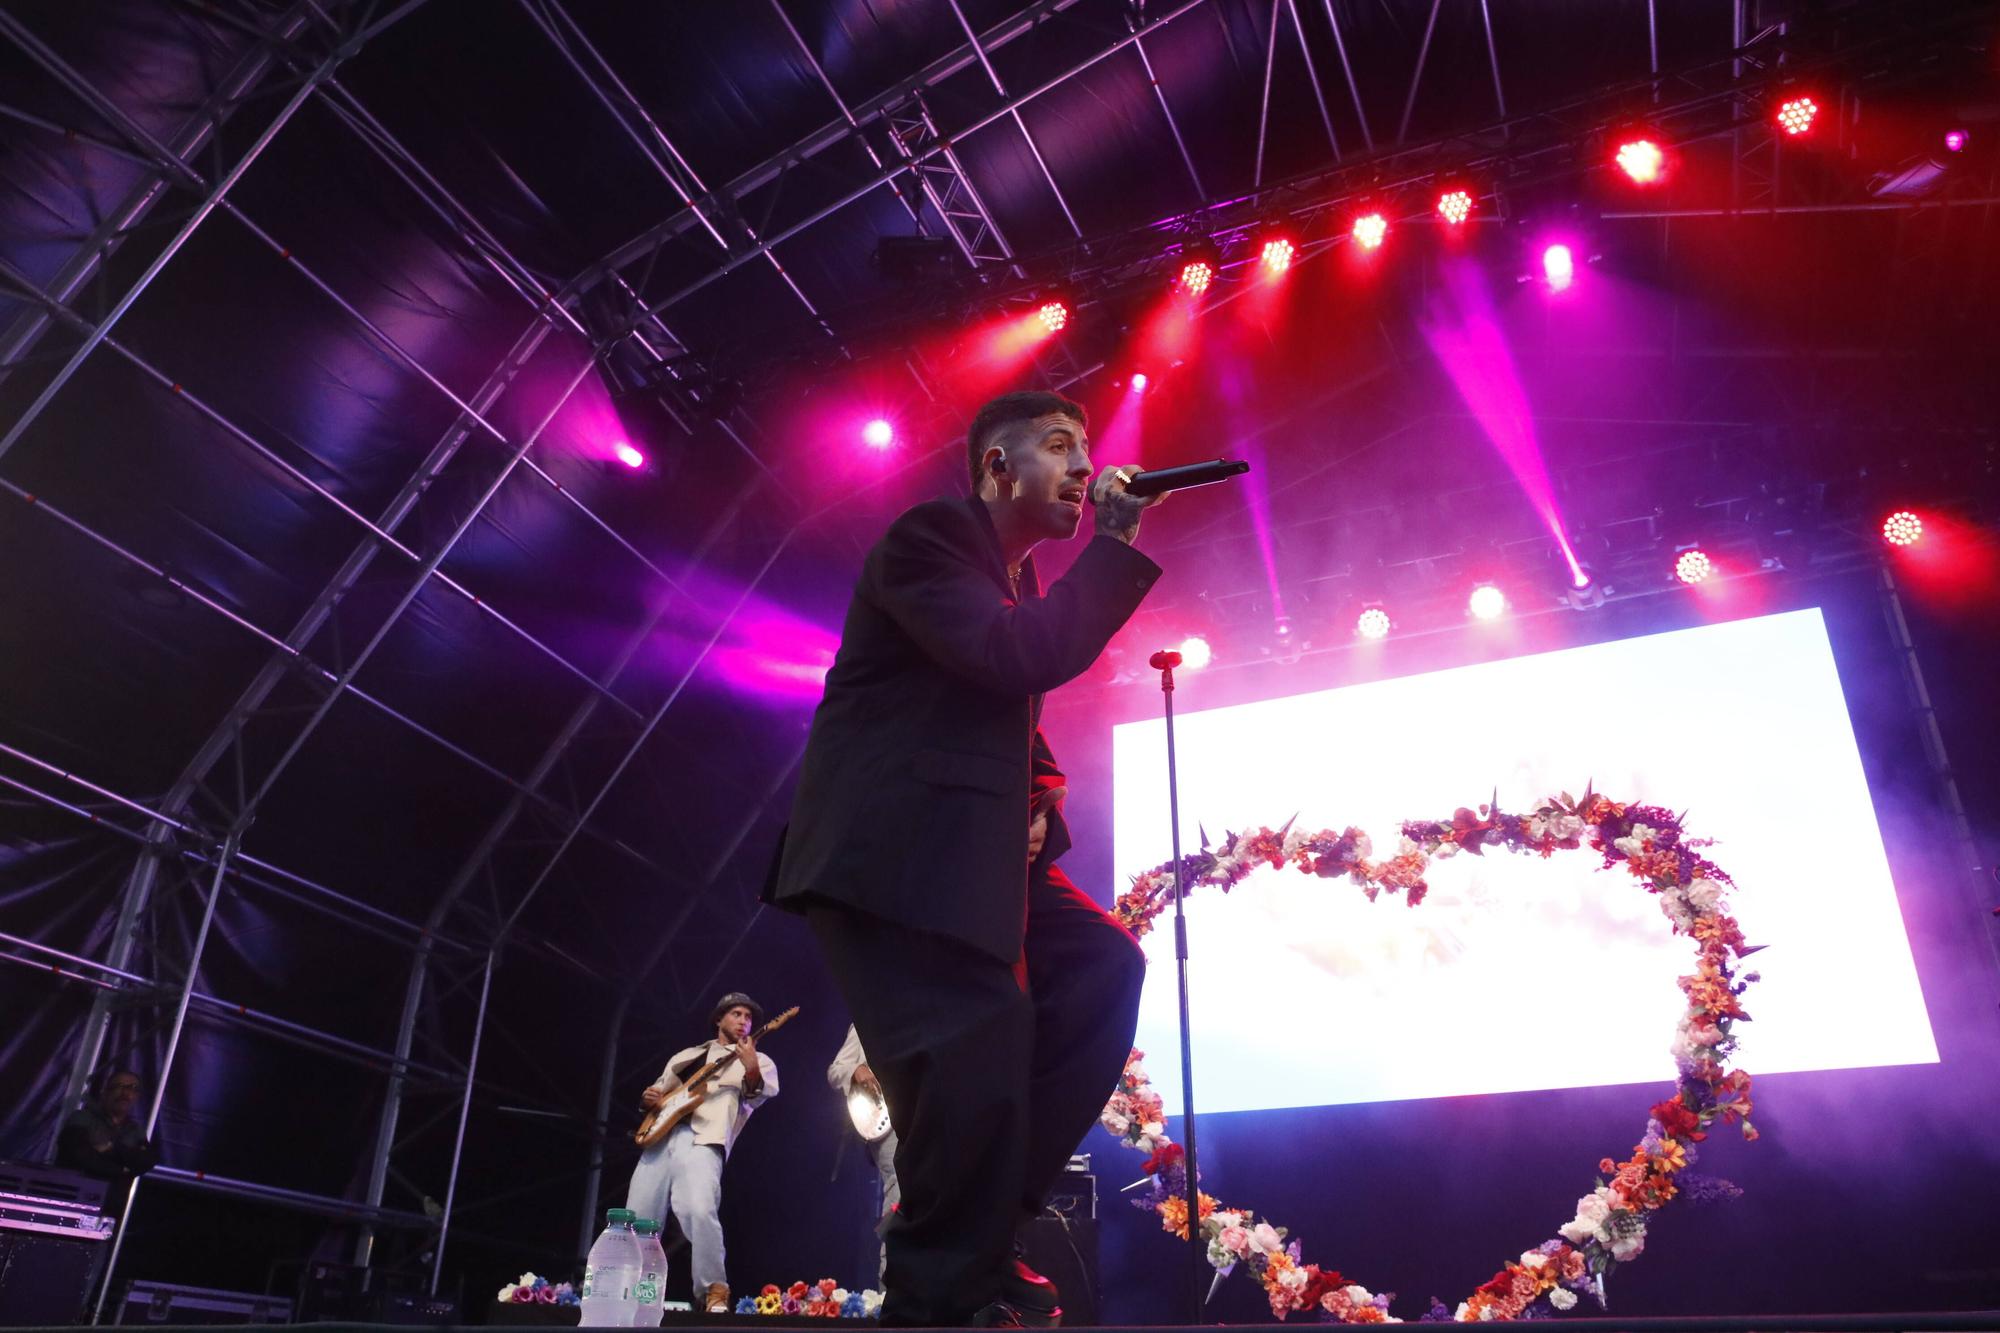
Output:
[{"xmin": 966, "ymin": 390, "xmax": 1087, "ymax": 491}]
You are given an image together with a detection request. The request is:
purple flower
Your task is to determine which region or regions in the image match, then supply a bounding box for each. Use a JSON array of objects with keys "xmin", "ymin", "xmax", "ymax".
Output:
[
  {"xmin": 1537, "ymin": 1239, "xmax": 1564, "ymax": 1256},
  {"xmin": 1419, "ymin": 1299, "xmax": 1454, "ymax": 1322}
]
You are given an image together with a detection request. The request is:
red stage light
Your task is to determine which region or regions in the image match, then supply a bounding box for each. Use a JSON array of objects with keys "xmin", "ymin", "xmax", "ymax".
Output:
[
  {"xmin": 1945, "ymin": 129, "xmax": 1969, "ymax": 153},
  {"xmin": 1468, "ymin": 584, "xmax": 1506, "ymax": 620},
  {"xmin": 1436, "ymin": 189, "xmax": 1474, "ymax": 226},
  {"xmin": 1674, "ymin": 549, "xmax": 1713, "ymax": 585},
  {"xmin": 862, "ymin": 419, "xmax": 894, "ymax": 449},
  {"xmin": 1352, "ymin": 212, "xmax": 1388, "ymax": 251},
  {"xmin": 1260, "ymin": 237, "xmax": 1295, "ymax": 275},
  {"xmin": 1037, "ymin": 300, "xmax": 1069, "ymax": 333},
  {"xmin": 1129, "ymin": 372, "xmax": 1150, "ymax": 393},
  {"xmin": 1776, "ymin": 96, "xmax": 1819, "ymax": 136},
  {"xmin": 1615, "ymin": 138, "xmax": 1666, "ymax": 184},
  {"xmin": 1178, "ymin": 259, "xmax": 1214, "ymax": 296},
  {"xmin": 1178, "ymin": 635, "xmax": 1213, "ymax": 670},
  {"xmin": 1882, "ymin": 511, "xmax": 1923, "ymax": 547},
  {"xmin": 1356, "ymin": 607, "xmax": 1391, "ymax": 640}
]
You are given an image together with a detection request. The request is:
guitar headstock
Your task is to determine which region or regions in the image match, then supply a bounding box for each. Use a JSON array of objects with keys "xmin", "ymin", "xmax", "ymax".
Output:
[{"xmin": 755, "ymin": 1005, "xmax": 800, "ymax": 1038}]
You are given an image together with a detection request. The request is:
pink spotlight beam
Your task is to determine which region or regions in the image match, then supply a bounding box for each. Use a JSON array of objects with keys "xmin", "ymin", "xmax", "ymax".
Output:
[
  {"xmin": 613, "ymin": 441, "xmax": 646, "ymax": 469},
  {"xmin": 1423, "ymin": 259, "xmax": 1587, "ymax": 587}
]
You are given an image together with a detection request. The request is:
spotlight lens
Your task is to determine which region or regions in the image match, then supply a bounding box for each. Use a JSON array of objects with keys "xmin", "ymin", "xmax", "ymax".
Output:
[
  {"xmin": 1260, "ymin": 238, "xmax": 1295, "ymax": 274},
  {"xmin": 1616, "ymin": 138, "xmax": 1666, "ymax": 184},
  {"xmin": 1178, "ymin": 635, "xmax": 1212, "ymax": 671},
  {"xmin": 1675, "ymin": 549, "xmax": 1713, "ymax": 585},
  {"xmin": 613, "ymin": 442, "xmax": 645, "ymax": 469},
  {"xmin": 1468, "ymin": 584, "xmax": 1506, "ymax": 620},
  {"xmin": 1352, "ymin": 213, "xmax": 1388, "ymax": 250},
  {"xmin": 1179, "ymin": 260, "xmax": 1214, "ymax": 295},
  {"xmin": 1882, "ymin": 511, "xmax": 1923, "ymax": 546},
  {"xmin": 1130, "ymin": 372, "xmax": 1149, "ymax": 393},
  {"xmin": 862, "ymin": 418, "xmax": 894, "ymax": 449},
  {"xmin": 1543, "ymin": 244, "xmax": 1575, "ymax": 291},
  {"xmin": 1776, "ymin": 96, "xmax": 1818, "ymax": 135},
  {"xmin": 1945, "ymin": 129, "xmax": 1969, "ymax": 153},
  {"xmin": 1038, "ymin": 300, "xmax": 1069, "ymax": 333},
  {"xmin": 1437, "ymin": 190, "xmax": 1474, "ymax": 225},
  {"xmin": 1356, "ymin": 607, "xmax": 1391, "ymax": 640}
]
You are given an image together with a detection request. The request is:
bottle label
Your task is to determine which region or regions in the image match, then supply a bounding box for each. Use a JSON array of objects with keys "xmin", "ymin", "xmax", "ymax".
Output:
[
  {"xmin": 581, "ymin": 1265, "xmax": 599, "ymax": 1298},
  {"xmin": 634, "ymin": 1279, "xmax": 659, "ymax": 1305}
]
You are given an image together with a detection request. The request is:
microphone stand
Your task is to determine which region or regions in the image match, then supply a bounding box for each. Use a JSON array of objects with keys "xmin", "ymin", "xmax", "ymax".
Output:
[{"xmin": 1149, "ymin": 648, "xmax": 1206, "ymax": 1325}]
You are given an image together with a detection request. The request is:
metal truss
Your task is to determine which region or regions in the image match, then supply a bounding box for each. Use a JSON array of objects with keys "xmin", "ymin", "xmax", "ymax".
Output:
[
  {"xmin": 586, "ymin": 0, "xmax": 1988, "ymax": 373},
  {"xmin": 0, "ymin": 0, "xmax": 733, "ymax": 1296},
  {"xmin": 595, "ymin": 0, "xmax": 1214, "ymax": 337},
  {"xmin": 887, "ymin": 93, "xmax": 1024, "ymax": 274}
]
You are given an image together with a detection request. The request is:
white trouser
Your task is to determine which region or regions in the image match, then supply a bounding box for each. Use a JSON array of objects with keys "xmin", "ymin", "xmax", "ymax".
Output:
[
  {"xmin": 871, "ymin": 1129, "xmax": 900, "ymax": 1283},
  {"xmin": 627, "ymin": 1123, "xmax": 727, "ymax": 1291}
]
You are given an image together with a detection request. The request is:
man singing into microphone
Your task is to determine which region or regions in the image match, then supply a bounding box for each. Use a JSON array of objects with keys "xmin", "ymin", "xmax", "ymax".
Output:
[{"xmin": 769, "ymin": 390, "xmax": 1162, "ymax": 1326}]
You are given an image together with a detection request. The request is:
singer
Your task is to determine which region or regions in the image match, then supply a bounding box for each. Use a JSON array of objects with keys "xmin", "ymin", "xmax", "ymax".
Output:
[{"xmin": 767, "ymin": 390, "xmax": 1163, "ymax": 1327}]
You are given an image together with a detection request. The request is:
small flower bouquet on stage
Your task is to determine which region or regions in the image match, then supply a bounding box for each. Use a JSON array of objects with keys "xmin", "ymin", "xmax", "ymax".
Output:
[
  {"xmin": 490, "ymin": 1272, "xmax": 581, "ymax": 1325},
  {"xmin": 735, "ymin": 1280, "xmax": 883, "ymax": 1317}
]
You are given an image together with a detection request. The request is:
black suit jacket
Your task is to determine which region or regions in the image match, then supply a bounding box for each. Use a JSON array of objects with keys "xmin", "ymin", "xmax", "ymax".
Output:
[{"xmin": 767, "ymin": 496, "xmax": 1160, "ymax": 963}]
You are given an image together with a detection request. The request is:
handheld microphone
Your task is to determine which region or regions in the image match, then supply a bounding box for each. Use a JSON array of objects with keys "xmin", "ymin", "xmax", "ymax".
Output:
[{"xmin": 1122, "ymin": 458, "xmax": 1250, "ymax": 498}]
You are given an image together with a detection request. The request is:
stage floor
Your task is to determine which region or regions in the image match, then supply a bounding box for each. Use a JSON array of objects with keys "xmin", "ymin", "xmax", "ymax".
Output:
[{"xmin": 21, "ymin": 1314, "xmax": 2000, "ymax": 1332}]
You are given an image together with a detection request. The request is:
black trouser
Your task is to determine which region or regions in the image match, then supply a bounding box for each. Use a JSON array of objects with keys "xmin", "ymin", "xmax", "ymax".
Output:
[{"xmin": 808, "ymin": 865, "xmax": 1146, "ymax": 1327}]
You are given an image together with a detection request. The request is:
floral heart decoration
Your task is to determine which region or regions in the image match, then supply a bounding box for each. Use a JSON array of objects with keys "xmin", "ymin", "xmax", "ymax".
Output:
[{"xmin": 1101, "ymin": 789, "xmax": 1760, "ymax": 1323}]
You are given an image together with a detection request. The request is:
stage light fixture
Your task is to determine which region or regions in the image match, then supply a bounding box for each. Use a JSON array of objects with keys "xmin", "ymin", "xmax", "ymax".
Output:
[
  {"xmin": 1130, "ymin": 371, "xmax": 1150, "ymax": 393},
  {"xmin": 1352, "ymin": 212, "xmax": 1388, "ymax": 250},
  {"xmin": 1542, "ymin": 243, "xmax": 1576, "ymax": 291},
  {"xmin": 1356, "ymin": 606, "xmax": 1391, "ymax": 640},
  {"xmin": 1615, "ymin": 137, "xmax": 1666, "ymax": 184},
  {"xmin": 612, "ymin": 441, "xmax": 645, "ymax": 469},
  {"xmin": 1468, "ymin": 584, "xmax": 1506, "ymax": 620},
  {"xmin": 862, "ymin": 418, "xmax": 894, "ymax": 449},
  {"xmin": 1178, "ymin": 635, "xmax": 1213, "ymax": 670},
  {"xmin": 1674, "ymin": 548, "xmax": 1713, "ymax": 585},
  {"xmin": 1174, "ymin": 239, "xmax": 1220, "ymax": 296},
  {"xmin": 1436, "ymin": 189, "xmax": 1475, "ymax": 226},
  {"xmin": 1944, "ymin": 129, "xmax": 1969, "ymax": 153},
  {"xmin": 1037, "ymin": 300, "xmax": 1069, "ymax": 333},
  {"xmin": 1776, "ymin": 96, "xmax": 1819, "ymax": 136},
  {"xmin": 1260, "ymin": 236, "xmax": 1296, "ymax": 275},
  {"xmin": 1882, "ymin": 511, "xmax": 1923, "ymax": 547}
]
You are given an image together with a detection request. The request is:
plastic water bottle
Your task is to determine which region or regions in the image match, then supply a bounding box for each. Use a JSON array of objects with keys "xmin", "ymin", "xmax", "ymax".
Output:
[
  {"xmin": 580, "ymin": 1207, "xmax": 640, "ymax": 1327},
  {"xmin": 628, "ymin": 1218, "xmax": 668, "ymax": 1326}
]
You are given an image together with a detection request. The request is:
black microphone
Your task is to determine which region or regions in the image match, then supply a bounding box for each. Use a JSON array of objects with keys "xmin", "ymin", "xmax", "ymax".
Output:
[{"xmin": 1121, "ymin": 458, "xmax": 1250, "ymax": 498}]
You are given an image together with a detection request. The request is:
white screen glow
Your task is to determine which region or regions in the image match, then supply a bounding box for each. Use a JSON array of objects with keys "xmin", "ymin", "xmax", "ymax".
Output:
[{"xmin": 1113, "ymin": 609, "xmax": 1937, "ymax": 1114}]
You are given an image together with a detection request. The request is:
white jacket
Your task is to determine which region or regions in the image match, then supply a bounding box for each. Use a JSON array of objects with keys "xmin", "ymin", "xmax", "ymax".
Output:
[{"xmin": 648, "ymin": 1040, "xmax": 779, "ymax": 1155}]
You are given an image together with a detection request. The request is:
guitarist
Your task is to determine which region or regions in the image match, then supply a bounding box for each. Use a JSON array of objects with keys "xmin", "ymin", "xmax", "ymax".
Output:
[
  {"xmin": 627, "ymin": 992, "xmax": 780, "ymax": 1314},
  {"xmin": 827, "ymin": 1023, "xmax": 898, "ymax": 1282}
]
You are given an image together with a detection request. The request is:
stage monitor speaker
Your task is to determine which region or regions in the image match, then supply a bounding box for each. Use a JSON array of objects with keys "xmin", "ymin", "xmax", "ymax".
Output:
[
  {"xmin": 0, "ymin": 1230, "xmax": 100, "ymax": 1325},
  {"xmin": 1020, "ymin": 1169, "xmax": 1099, "ymax": 1327}
]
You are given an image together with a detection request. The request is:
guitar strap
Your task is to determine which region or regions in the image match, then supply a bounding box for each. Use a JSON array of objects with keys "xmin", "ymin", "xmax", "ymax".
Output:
[{"xmin": 671, "ymin": 1046, "xmax": 712, "ymax": 1086}]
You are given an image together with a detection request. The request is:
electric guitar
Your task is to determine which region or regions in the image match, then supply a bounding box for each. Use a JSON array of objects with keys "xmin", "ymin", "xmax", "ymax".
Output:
[{"xmin": 633, "ymin": 1006, "xmax": 799, "ymax": 1148}]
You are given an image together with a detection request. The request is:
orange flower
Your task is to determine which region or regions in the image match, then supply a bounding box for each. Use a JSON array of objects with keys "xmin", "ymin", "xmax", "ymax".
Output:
[{"xmin": 1158, "ymin": 1197, "xmax": 1189, "ymax": 1237}]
